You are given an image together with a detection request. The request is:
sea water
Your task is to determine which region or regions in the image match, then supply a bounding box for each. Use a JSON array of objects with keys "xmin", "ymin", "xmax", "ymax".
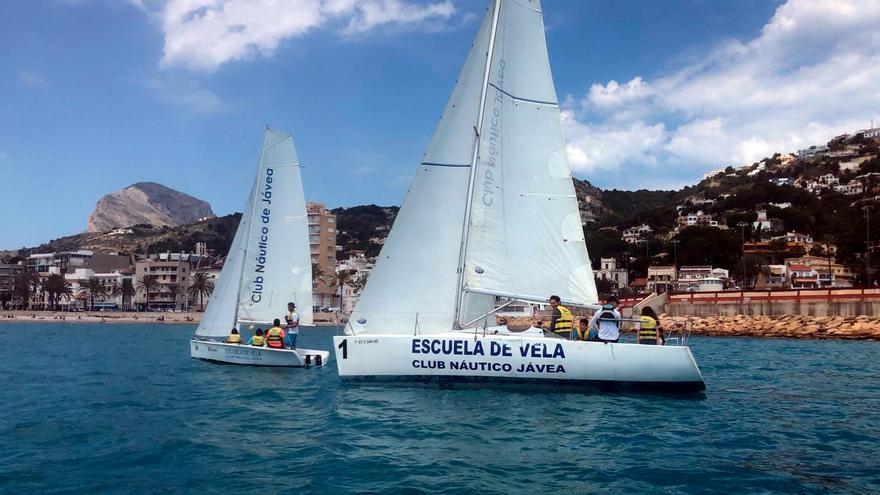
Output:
[{"xmin": 1, "ymin": 323, "xmax": 878, "ymax": 494}]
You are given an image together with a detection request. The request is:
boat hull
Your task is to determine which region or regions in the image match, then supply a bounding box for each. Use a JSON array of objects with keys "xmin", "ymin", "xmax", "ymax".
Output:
[
  {"xmin": 190, "ymin": 339, "xmax": 330, "ymax": 367},
  {"xmin": 333, "ymin": 332, "xmax": 705, "ymax": 393}
]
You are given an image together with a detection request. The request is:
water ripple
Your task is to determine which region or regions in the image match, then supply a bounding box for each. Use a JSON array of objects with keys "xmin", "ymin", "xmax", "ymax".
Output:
[{"xmin": 0, "ymin": 325, "xmax": 878, "ymax": 493}]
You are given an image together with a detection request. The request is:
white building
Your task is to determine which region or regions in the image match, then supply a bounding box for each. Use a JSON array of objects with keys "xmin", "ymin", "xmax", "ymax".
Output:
[
  {"xmin": 64, "ymin": 269, "xmax": 136, "ymax": 310},
  {"xmin": 834, "ymin": 182, "xmax": 864, "ymax": 196},
  {"xmin": 596, "ymin": 257, "xmax": 629, "ymax": 289},
  {"xmin": 622, "ymin": 224, "xmax": 652, "ymax": 244},
  {"xmin": 336, "ymin": 253, "xmax": 375, "ymax": 314}
]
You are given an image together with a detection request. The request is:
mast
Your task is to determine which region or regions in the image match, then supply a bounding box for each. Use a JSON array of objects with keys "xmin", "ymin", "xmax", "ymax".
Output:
[
  {"xmin": 230, "ymin": 150, "xmax": 264, "ymax": 329},
  {"xmin": 452, "ymin": 0, "xmax": 503, "ymax": 329}
]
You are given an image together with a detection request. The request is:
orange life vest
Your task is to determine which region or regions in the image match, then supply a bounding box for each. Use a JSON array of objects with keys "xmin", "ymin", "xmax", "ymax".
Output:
[{"xmin": 266, "ymin": 327, "xmax": 284, "ymax": 348}]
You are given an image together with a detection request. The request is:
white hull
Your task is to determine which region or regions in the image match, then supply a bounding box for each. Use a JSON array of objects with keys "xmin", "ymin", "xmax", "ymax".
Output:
[
  {"xmin": 190, "ymin": 339, "xmax": 330, "ymax": 367},
  {"xmin": 333, "ymin": 328, "xmax": 705, "ymax": 393}
]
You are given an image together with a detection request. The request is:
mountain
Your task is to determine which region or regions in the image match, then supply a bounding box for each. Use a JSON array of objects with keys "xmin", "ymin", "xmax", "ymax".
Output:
[{"xmin": 86, "ymin": 182, "xmax": 214, "ymax": 232}]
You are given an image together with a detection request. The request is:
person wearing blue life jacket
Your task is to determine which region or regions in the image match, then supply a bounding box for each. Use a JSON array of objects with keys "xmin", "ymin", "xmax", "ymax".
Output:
[{"xmin": 588, "ymin": 296, "xmax": 621, "ymax": 343}]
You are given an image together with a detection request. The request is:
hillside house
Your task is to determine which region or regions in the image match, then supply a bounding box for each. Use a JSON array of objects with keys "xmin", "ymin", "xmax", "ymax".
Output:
[
  {"xmin": 797, "ymin": 145, "xmax": 828, "ymax": 158},
  {"xmin": 676, "ymin": 210, "xmax": 717, "ymax": 228},
  {"xmin": 834, "ymin": 181, "xmax": 864, "ymax": 196},
  {"xmin": 752, "ymin": 209, "xmax": 784, "ymax": 236},
  {"xmin": 622, "ymin": 224, "xmax": 652, "ymax": 244}
]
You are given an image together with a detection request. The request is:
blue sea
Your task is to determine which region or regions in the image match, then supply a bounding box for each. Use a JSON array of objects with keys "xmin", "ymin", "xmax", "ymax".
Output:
[{"xmin": 1, "ymin": 323, "xmax": 878, "ymax": 494}]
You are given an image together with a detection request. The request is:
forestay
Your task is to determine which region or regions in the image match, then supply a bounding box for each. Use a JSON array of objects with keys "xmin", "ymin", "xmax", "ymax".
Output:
[
  {"xmin": 462, "ymin": 0, "xmax": 598, "ymax": 306},
  {"xmin": 238, "ymin": 129, "xmax": 313, "ymax": 325},
  {"xmin": 348, "ymin": 6, "xmax": 498, "ymax": 335}
]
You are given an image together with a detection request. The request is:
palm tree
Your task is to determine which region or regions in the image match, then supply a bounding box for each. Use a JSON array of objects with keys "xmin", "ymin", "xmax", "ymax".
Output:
[
  {"xmin": 165, "ymin": 283, "xmax": 182, "ymax": 311},
  {"xmin": 137, "ymin": 275, "xmax": 159, "ymax": 311},
  {"xmin": 329, "ymin": 269, "xmax": 355, "ymax": 313},
  {"xmin": 12, "ymin": 270, "xmax": 39, "ymax": 310},
  {"xmin": 311, "ymin": 263, "xmax": 326, "ymax": 285},
  {"xmin": 43, "ymin": 273, "xmax": 70, "ymax": 311},
  {"xmin": 109, "ymin": 280, "xmax": 121, "ymax": 309},
  {"xmin": 57, "ymin": 281, "xmax": 73, "ymax": 310},
  {"xmin": 120, "ymin": 278, "xmax": 136, "ymax": 311},
  {"xmin": 75, "ymin": 288, "xmax": 89, "ymax": 311},
  {"xmin": 84, "ymin": 277, "xmax": 108, "ymax": 311},
  {"xmin": 188, "ymin": 272, "xmax": 214, "ymax": 311}
]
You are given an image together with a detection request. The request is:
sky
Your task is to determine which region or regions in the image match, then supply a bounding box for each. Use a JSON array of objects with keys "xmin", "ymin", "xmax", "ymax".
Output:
[{"xmin": 1, "ymin": 0, "xmax": 879, "ymax": 249}]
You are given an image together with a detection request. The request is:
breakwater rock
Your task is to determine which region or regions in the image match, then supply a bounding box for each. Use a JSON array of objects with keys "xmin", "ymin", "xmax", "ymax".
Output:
[
  {"xmin": 498, "ymin": 314, "xmax": 880, "ymax": 340},
  {"xmin": 661, "ymin": 314, "xmax": 880, "ymax": 340}
]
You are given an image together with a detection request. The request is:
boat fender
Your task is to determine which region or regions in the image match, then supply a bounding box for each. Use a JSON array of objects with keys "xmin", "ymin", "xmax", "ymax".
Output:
[
  {"xmin": 305, "ymin": 355, "xmax": 312, "ymax": 366},
  {"xmin": 316, "ymin": 355, "xmax": 323, "ymax": 366}
]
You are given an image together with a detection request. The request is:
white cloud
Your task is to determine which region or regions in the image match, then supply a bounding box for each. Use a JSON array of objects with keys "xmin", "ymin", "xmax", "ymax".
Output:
[
  {"xmin": 138, "ymin": 0, "xmax": 458, "ymax": 72},
  {"xmin": 142, "ymin": 76, "xmax": 228, "ymax": 113},
  {"xmin": 16, "ymin": 70, "xmax": 46, "ymax": 88},
  {"xmin": 564, "ymin": 0, "xmax": 880, "ymax": 187}
]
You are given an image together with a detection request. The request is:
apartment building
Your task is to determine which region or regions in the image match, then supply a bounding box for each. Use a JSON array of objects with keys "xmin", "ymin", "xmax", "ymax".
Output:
[
  {"xmin": 307, "ymin": 202, "xmax": 338, "ymax": 309},
  {"xmin": 647, "ymin": 265, "xmax": 676, "ymax": 293},
  {"xmin": 135, "ymin": 259, "xmax": 192, "ymax": 310},
  {"xmin": 0, "ymin": 263, "xmax": 22, "ymax": 307}
]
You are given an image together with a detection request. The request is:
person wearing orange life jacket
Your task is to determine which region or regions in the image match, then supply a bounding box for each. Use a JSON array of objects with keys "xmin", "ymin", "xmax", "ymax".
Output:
[
  {"xmin": 265, "ymin": 319, "xmax": 286, "ymax": 349},
  {"xmin": 548, "ymin": 295, "xmax": 573, "ymax": 339},
  {"xmin": 637, "ymin": 306, "xmax": 664, "ymax": 345}
]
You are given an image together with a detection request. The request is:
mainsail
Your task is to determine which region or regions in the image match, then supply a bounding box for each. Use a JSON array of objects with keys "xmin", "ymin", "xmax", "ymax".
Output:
[
  {"xmin": 238, "ymin": 129, "xmax": 314, "ymax": 326},
  {"xmin": 348, "ymin": 0, "xmax": 595, "ymax": 336},
  {"xmin": 461, "ymin": 0, "xmax": 597, "ymax": 306},
  {"xmin": 348, "ymin": 6, "xmax": 496, "ymax": 335},
  {"xmin": 193, "ymin": 128, "xmax": 313, "ymax": 339}
]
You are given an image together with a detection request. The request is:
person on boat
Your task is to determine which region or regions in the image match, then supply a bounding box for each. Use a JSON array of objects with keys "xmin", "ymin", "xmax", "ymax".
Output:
[
  {"xmin": 577, "ymin": 317, "xmax": 599, "ymax": 341},
  {"xmin": 226, "ymin": 328, "xmax": 242, "ymax": 344},
  {"xmin": 247, "ymin": 328, "xmax": 265, "ymax": 347},
  {"xmin": 284, "ymin": 302, "xmax": 299, "ymax": 349},
  {"xmin": 637, "ymin": 307, "xmax": 664, "ymax": 345},
  {"xmin": 547, "ymin": 295, "xmax": 573, "ymax": 339},
  {"xmin": 265, "ymin": 319, "xmax": 286, "ymax": 349},
  {"xmin": 588, "ymin": 296, "xmax": 621, "ymax": 343}
]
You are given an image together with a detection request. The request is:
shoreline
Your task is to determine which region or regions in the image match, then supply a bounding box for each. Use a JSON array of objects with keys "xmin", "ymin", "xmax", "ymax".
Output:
[{"xmin": 0, "ymin": 310, "xmax": 342, "ymax": 326}]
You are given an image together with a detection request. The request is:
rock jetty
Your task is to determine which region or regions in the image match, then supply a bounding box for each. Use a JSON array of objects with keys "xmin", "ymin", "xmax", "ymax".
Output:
[
  {"xmin": 661, "ymin": 314, "xmax": 880, "ymax": 340},
  {"xmin": 498, "ymin": 314, "xmax": 880, "ymax": 340}
]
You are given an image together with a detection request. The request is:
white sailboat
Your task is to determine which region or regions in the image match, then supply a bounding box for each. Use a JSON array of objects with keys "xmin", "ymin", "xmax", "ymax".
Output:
[
  {"xmin": 190, "ymin": 128, "xmax": 329, "ymax": 367},
  {"xmin": 332, "ymin": 0, "xmax": 704, "ymax": 392}
]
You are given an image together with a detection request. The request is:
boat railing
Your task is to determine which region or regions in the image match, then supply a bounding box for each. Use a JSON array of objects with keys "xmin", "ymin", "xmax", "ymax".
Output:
[{"xmin": 664, "ymin": 320, "xmax": 692, "ymax": 347}]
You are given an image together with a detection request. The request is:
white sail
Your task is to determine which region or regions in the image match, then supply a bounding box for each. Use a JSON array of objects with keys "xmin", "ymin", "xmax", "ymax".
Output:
[
  {"xmin": 348, "ymin": 6, "xmax": 498, "ymax": 335},
  {"xmin": 462, "ymin": 0, "xmax": 597, "ymax": 306},
  {"xmin": 194, "ymin": 184, "xmax": 255, "ymax": 338},
  {"xmin": 238, "ymin": 129, "xmax": 313, "ymax": 326}
]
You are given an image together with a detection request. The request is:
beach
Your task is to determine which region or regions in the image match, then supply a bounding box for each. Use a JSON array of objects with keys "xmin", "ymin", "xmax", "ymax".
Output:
[{"xmin": 0, "ymin": 310, "xmax": 342, "ymax": 325}]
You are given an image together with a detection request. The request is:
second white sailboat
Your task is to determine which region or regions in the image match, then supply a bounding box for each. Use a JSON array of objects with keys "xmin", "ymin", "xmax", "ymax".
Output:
[{"xmin": 191, "ymin": 128, "xmax": 329, "ymax": 367}]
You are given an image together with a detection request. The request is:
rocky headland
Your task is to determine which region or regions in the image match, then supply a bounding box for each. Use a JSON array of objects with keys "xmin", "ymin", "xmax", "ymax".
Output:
[{"xmin": 87, "ymin": 182, "xmax": 214, "ymax": 232}]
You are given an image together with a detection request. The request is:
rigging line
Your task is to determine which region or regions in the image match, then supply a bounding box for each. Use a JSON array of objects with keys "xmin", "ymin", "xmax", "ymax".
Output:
[
  {"xmin": 421, "ymin": 161, "xmax": 471, "ymax": 168},
  {"xmin": 453, "ymin": 0, "xmax": 504, "ymax": 329},
  {"xmin": 263, "ymin": 133, "xmax": 293, "ymax": 152},
  {"xmin": 487, "ymin": 82, "xmax": 558, "ymax": 107}
]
